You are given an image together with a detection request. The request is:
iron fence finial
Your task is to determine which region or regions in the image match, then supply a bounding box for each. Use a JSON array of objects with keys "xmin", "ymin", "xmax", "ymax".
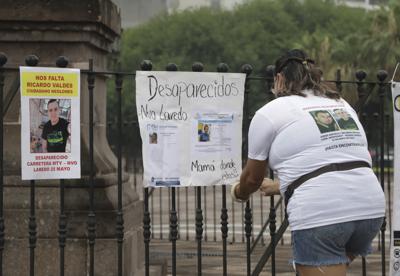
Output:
[
  {"xmin": 56, "ymin": 56, "xmax": 69, "ymax": 68},
  {"xmin": 25, "ymin": 55, "xmax": 39, "ymax": 66},
  {"xmin": 377, "ymin": 70, "xmax": 388, "ymax": 82},
  {"xmin": 355, "ymin": 70, "xmax": 367, "ymax": 82}
]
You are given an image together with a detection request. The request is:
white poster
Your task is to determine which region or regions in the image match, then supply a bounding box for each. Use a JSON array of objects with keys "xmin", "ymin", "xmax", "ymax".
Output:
[
  {"xmin": 20, "ymin": 67, "xmax": 81, "ymax": 180},
  {"xmin": 391, "ymin": 81, "xmax": 400, "ymax": 275},
  {"xmin": 136, "ymin": 71, "xmax": 246, "ymax": 187}
]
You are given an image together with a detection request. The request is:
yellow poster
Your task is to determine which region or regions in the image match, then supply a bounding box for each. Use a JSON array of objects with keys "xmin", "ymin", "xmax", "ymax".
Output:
[{"xmin": 21, "ymin": 71, "xmax": 79, "ymax": 97}]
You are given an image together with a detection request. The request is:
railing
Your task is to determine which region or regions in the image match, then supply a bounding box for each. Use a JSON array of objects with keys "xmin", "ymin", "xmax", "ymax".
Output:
[
  {"xmin": 137, "ymin": 60, "xmax": 393, "ymax": 276},
  {"xmin": 0, "ymin": 52, "xmax": 392, "ymax": 275},
  {"xmin": 0, "ymin": 53, "xmax": 138, "ymax": 276}
]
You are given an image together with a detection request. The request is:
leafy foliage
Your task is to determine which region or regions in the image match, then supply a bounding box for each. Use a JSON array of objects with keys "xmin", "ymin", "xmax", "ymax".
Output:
[{"xmin": 107, "ymin": 0, "xmax": 399, "ymax": 149}]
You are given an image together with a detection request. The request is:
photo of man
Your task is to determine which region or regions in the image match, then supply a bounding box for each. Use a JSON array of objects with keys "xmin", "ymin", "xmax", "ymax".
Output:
[
  {"xmin": 333, "ymin": 109, "xmax": 359, "ymax": 130},
  {"xmin": 41, "ymin": 99, "xmax": 70, "ymax": 152},
  {"xmin": 30, "ymin": 99, "xmax": 71, "ymax": 153},
  {"xmin": 310, "ymin": 110, "xmax": 339, "ymax": 134}
]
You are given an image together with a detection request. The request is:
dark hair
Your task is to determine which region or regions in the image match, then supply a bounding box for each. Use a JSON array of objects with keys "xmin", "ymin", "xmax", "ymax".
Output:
[
  {"xmin": 273, "ymin": 49, "xmax": 340, "ymax": 100},
  {"xmin": 47, "ymin": 99, "xmax": 59, "ymax": 107},
  {"xmin": 314, "ymin": 110, "xmax": 331, "ymax": 117}
]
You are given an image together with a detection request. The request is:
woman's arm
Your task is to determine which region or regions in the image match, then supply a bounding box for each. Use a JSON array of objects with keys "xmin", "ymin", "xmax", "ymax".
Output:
[
  {"xmin": 234, "ymin": 158, "xmax": 267, "ymax": 201},
  {"xmin": 232, "ymin": 111, "xmax": 277, "ymax": 201}
]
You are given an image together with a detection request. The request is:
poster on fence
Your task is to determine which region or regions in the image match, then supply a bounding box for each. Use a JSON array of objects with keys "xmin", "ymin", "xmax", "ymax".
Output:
[
  {"xmin": 20, "ymin": 67, "xmax": 81, "ymax": 180},
  {"xmin": 391, "ymin": 81, "xmax": 400, "ymax": 276},
  {"xmin": 136, "ymin": 71, "xmax": 246, "ymax": 187}
]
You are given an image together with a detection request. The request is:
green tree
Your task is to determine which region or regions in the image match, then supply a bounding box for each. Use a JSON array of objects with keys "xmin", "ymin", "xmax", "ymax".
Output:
[
  {"xmin": 108, "ymin": 0, "xmax": 400, "ymax": 153},
  {"xmin": 359, "ymin": 3, "xmax": 400, "ymax": 72}
]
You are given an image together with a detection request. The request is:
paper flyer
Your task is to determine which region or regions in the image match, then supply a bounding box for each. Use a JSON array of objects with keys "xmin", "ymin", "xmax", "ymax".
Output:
[
  {"xmin": 136, "ymin": 71, "xmax": 246, "ymax": 187},
  {"xmin": 20, "ymin": 66, "xmax": 81, "ymax": 180}
]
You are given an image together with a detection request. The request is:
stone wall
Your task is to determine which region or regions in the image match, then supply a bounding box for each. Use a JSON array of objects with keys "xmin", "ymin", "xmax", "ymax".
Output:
[{"xmin": 0, "ymin": 1, "xmax": 143, "ymax": 275}]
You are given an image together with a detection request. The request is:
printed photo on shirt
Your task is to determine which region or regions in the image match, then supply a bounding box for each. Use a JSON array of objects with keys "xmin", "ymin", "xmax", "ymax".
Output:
[
  {"xmin": 29, "ymin": 98, "xmax": 71, "ymax": 153},
  {"xmin": 198, "ymin": 122, "xmax": 211, "ymax": 142},
  {"xmin": 332, "ymin": 108, "xmax": 359, "ymax": 130},
  {"xmin": 309, "ymin": 110, "xmax": 340, "ymax": 134}
]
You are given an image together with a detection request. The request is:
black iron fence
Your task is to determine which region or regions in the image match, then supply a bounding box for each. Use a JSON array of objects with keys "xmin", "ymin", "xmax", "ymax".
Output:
[
  {"xmin": 137, "ymin": 61, "xmax": 393, "ymax": 276},
  {"xmin": 0, "ymin": 53, "xmax": 136, "ymax": 276},
  {"xmin": 0, "ymin": 52, "xmax": 393, "ymax": 276}
]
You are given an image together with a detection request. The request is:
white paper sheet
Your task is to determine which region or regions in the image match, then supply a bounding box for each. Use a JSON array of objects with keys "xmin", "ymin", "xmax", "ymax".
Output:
[{"xmin": 136, "ymin": 71, "xmax": 245, "ymax": 187}]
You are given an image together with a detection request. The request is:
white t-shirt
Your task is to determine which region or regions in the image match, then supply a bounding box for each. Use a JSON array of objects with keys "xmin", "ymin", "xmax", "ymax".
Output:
[{"xmin": 248, "ymin": 90, "xmax": 386, "ymax": 230}]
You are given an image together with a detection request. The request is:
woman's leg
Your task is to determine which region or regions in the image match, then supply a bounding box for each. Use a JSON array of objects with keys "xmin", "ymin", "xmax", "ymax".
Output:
[{"xmin": 296, "ymin": 264, "xmax": 346, "ymax": 276}]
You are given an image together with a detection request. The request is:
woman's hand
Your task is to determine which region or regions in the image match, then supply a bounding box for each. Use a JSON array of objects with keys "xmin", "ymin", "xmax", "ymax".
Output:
[{"xmin": 259, "ymin": 178, "xmax": 280, "ymax": 196}]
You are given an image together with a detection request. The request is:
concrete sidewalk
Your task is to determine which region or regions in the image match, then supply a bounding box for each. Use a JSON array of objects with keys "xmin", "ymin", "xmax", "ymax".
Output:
[{"xmin": 150, "ymin": 239, "xmax": 390, "ymax": 276}]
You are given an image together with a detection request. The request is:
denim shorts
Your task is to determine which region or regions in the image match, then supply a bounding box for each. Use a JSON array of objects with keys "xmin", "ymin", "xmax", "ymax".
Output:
[{"xmin": 292, "ymin": 217, "xmax": 384, "ymax": 266}]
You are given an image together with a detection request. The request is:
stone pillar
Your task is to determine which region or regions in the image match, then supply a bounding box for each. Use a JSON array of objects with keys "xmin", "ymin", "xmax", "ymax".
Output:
[{"xmin": 0, "ymin": 1, "xmax": 143, "ymax": 275}]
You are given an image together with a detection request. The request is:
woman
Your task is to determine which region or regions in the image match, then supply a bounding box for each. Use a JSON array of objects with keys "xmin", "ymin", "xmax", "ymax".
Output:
[{"xmin": 231, "ymin": 49, "xmax": 385, "ymax": 276}]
